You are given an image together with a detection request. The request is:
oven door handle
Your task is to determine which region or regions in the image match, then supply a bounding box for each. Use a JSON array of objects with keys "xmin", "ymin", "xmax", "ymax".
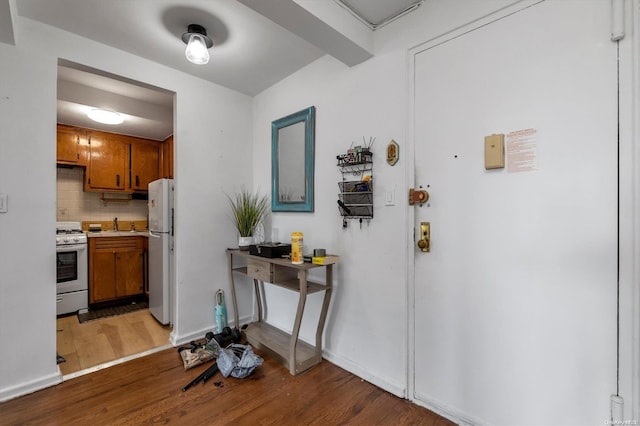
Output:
[{"xmin": 57, "ymin": 244, "xmax": 87, "ymax": 252}]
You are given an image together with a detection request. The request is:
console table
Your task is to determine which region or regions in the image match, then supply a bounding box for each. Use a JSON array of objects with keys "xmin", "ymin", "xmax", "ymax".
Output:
[{"xmin": 226, "ymin": 249, "xmax": 336, "ymax": 375}]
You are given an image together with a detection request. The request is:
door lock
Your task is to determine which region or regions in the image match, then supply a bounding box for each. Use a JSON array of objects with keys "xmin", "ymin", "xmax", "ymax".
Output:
[
  {"xmin": 409, "ymin": 188, "xmax": 429, "ymax": 206},
  {"xmin": 417, "ymin": 222, "xmax": 430, "ymax": 252}
]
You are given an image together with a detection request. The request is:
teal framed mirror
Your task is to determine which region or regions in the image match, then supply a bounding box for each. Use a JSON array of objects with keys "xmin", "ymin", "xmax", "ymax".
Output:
[{"xmin": 271, "ymin": 106, "xmax": 315, "ymax": 212}]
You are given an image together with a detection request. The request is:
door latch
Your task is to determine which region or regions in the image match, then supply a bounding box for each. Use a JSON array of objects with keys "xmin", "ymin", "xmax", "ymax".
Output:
[
  {"xmin": 409, "ymin": 188, "xmax": 429, "ymax": 206},
  {"xmin": 417, "ymin": 222, "xmax": 430, "ymax": 252}
]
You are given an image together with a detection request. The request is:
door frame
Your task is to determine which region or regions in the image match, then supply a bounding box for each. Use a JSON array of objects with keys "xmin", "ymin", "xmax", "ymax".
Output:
[
  {"xmin": 406, "ymin": 0, "xmax": 639, "ymax": 421},
  {"xmin": 622, "ymin": 0, "xmax": 640, "ymax": 419}
]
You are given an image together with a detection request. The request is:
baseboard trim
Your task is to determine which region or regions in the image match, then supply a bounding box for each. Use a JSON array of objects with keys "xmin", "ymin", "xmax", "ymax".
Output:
[
  {"xmin": 322, "ymin": 349, "xmax": 406, "ymax": 398},
  {"xmin": 0, "ymin": 371, "xmax": 63, "ymax": 403},
  {"xmin": 412, "ymin": 391, "xmax": 487, "ymax": 426}
]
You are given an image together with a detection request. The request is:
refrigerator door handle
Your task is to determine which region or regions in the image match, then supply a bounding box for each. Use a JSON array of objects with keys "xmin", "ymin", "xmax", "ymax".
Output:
[{"xmin": 148, "ymin": 230, "xmax": 162, "ymax": 238}]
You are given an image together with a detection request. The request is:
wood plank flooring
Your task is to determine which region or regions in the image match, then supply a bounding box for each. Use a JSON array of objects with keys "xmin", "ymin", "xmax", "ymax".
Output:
[
  {"xmin": 1, "ymin": 346, "xmax": 454, "ymax": 425},
  {"xmin": 56, "ymin": 309, "xmax": 171, "ymax": 375}
]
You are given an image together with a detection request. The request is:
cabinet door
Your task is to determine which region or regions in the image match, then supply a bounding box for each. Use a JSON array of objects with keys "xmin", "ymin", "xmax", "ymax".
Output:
[
  {"xmin": 130, "ymin": 138, "xmax": 160, "ymax": 191},
  {"xmin": 91, "ymin": 250, "xmax": 116, "ymax": 303},
  {"xmin": 87, "ymin": 131, "xmax": 127, "ymax": 191},
  {"xmin": 57, "ymin": 125, "xmax": 86, "ymax": 165},
  {"xmin": 160, "ymin": 135, "xmax": 174, "ymax": 179},
  {"xmin": 115, "ymin": 249, "xmax": 144, "ymax": 297}
]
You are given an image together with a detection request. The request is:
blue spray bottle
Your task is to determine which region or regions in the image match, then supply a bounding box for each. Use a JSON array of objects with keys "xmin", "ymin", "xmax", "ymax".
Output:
[{"xmin": 215, "ymin": 289, "xmax": 227, "ymax": 333}]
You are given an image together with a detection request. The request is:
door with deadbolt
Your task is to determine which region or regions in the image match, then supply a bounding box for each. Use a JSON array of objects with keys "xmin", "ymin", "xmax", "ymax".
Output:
[{"xmin": 411, "ymin": 1, "xmax": 618, "ymax": 423}]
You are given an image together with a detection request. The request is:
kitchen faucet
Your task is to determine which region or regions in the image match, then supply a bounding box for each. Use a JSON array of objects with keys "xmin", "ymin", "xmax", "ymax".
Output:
[{"xmin": 113, "ymin": 217, "xmax": 118, "ymax": 231}]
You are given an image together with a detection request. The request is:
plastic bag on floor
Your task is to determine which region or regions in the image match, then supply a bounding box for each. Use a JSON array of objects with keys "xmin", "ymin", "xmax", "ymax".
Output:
[{"xmin": 217, "ymin": 344, "xmax": 263, "ymax": 378}]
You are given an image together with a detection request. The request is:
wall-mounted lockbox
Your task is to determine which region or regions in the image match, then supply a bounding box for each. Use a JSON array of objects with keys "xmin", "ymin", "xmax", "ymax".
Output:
[{"xmin": 484, "ymin": 134, "xmax": 505, "ymax": 169}]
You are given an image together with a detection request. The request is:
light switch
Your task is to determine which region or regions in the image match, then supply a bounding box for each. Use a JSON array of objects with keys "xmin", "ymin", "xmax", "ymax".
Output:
[
  {"xmin": 0, "ymin": 193, "xmax": 7, "ymax": 213},
  {"xmin": 484, "ymin": 134, "xmax": 505, "ymax": 169},
  {"xmin": 385, "ymin": 188, "xmax": 395, "ymax": 206}
]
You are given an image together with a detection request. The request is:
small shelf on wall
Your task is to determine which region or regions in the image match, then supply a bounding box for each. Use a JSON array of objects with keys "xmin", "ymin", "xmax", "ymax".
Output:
[{"xmin": 337, "ymin": 147, "xmax": 373, "ymax": 227}]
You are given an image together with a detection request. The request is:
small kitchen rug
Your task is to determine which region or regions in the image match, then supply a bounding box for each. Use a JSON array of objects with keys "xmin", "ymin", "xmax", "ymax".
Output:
[{"xmin": 77, "ymin": 301, "xmax": 149, "ymax": 324}]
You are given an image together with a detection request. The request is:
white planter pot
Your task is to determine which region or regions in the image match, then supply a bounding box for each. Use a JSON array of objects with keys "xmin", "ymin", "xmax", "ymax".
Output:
[{"xmin": 238, "ymin": 236, "xmax": 253, "ymax": 250}]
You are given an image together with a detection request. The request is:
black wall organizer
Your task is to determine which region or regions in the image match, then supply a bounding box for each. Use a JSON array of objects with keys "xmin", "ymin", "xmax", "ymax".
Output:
[{"xmin": 337, "ymin": 147, "xmax": 373, "ymax": 228}]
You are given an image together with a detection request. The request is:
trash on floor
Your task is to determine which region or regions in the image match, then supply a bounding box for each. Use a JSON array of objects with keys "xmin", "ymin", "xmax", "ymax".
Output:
[
  {"xmin": 178, "ymin": 335, "xmax": 221, "ymax": 370},
  {"xmin": 217, "ymin": 343, "xmax": 263, "ymax": 378}
]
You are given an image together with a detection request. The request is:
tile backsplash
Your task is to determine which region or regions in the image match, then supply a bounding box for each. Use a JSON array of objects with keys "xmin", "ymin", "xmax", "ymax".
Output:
[{"xmin": 57, "ymin": 167, "xmax": 148, "ymax": 222}]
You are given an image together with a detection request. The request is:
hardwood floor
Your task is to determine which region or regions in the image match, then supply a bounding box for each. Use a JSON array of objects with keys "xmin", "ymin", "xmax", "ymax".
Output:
[
  {"xmin": 56, "ymin": 308, "xmax": 172, "ymax": 375},
  {"xmin": 2, "ymin": 346, "xmax": 454, "ymax": 425}
]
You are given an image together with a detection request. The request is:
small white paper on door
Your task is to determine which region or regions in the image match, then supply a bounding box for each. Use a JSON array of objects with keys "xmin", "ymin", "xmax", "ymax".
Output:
[{"xmin": 506, "ymin": 128, "xmax": 538, "ymax": 173}]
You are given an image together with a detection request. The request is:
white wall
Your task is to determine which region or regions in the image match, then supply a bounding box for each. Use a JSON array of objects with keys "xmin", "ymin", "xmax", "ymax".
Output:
[
  {"xmin": 253, "ymin": 49, "xmax": 410, "ymax": 393},
  {"xmin": 0, "ymin": 17, "xmax": 253, "ymax": 400},
  {"xmin": 0, "ymin": 40, "xmax": 60, "ymax": 399},
  {"xmin": 252, "ymin": 0, "xmax": 633, "ymax": 424}
]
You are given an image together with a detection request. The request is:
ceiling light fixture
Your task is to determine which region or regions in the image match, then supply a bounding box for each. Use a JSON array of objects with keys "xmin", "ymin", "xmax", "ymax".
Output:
[
  {"xmin": 87, "ymin": 108, "xmax": 124, "ymax": 125},
  {"xmin": 182, "ymin": 24, "xmax": 213, "ymax": 65}
]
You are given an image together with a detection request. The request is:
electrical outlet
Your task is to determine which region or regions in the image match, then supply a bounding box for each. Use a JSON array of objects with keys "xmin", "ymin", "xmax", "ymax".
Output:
[{"xmin": 0, "ymin": 193, "xmax": 7, "ymax": 213}]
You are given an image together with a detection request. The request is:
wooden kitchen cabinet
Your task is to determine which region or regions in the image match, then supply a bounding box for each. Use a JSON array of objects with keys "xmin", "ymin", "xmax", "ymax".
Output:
[
  {"xmin": 86, "ymin": 130, "xmax": 128, "ymax": 192},
  {"xmin": 57, "ymin": 124, "xmax": 87, "ymax": 166},
  {"xmin": 129, "ymin": 136, "xmax": 160, "ymax": 191},
  {"xmin": 89, "ymin": 236, "xmax": 145, "ymax": 304},
  {"xmin": 83, "ymin": 129, "xmax": 161, "ymax": 193},
  {"xmin": 160, "ymin": 135, "xmax": 173, "ymax": 179}
]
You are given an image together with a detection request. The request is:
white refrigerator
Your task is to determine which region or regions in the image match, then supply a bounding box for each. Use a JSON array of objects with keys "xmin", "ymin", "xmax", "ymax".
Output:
[{"xmin": 148, "ymin": 178, "xmax": 174, "ymax": 325}]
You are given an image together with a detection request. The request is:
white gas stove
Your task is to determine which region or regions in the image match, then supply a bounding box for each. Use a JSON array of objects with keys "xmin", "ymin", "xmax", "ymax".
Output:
[
  {"xmin": 56, "ymin": 221, "xmax": 88, "ymax": 315},
  {"xmin": 56, "ymin": 221, "xmax": 87, "ymax": 246}
]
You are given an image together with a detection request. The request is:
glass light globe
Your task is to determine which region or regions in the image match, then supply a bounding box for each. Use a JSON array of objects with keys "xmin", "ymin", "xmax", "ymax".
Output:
[{"xmin": 185, "ymin": 33, "xmax": 210, "ymax": 65}]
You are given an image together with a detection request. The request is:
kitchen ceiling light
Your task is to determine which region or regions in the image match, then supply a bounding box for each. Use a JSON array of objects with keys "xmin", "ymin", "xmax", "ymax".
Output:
[
  {"xmin": 182, "ymin": 24, "xmax": 213, "ymax": 65},
  {"xmin": 87, "ymin": 108, "xmax": 123, "ymax": 125}
]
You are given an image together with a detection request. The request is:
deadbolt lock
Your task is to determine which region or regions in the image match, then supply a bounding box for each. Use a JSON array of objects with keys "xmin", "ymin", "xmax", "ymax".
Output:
[
  {"xmin": 409, "ymin": 188, "xmax": 429, "ymax": 206},
  {"xmin": 417, "ymin": 222, "xmax": 430, "ymax": 252}
]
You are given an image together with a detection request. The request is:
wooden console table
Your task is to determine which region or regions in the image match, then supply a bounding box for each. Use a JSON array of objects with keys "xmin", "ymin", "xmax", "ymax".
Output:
[{"xmin": 226, "ymin": 249, "xmax": 336, "ymax": 375}]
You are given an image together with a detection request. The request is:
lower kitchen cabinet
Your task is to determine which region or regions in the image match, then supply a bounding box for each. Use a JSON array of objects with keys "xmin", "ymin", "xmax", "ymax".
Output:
[{"xmin": 89, "ymin": 236, "xmax": 145, "ymax": 304}]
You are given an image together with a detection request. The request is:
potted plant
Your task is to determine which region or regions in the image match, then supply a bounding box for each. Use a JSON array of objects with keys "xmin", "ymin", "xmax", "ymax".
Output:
[{"xmin": 227, "ymin": 188, "xmax": 270, "ymax": 250}]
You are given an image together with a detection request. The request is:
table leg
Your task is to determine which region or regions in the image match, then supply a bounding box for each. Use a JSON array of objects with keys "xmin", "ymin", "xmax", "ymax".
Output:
[
  {"xmin": 289, "ymin": 269, "xmax": 308, "ymax": 374},
  {"xmin": 227, "ymin": 252, "xmax": 239, "ymax": 329},
  {"xmin": 316, "ymin": 264, "xmax": 333, "ymax": 352},
  {"xmin": 253, "ymin": 279, "xmax": 263, "ymax": 321}
]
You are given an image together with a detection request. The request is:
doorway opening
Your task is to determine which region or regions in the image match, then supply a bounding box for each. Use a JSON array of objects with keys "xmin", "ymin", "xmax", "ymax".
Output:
[{"xmin": 55, "ymin": 60, "xmax": 176, "ymax": 377}]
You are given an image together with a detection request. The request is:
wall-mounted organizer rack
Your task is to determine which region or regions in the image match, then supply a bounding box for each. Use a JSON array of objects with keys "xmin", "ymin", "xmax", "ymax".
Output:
[{"xmin": 337, "ymin": 147, "xmax": 373, "ymax": 227}]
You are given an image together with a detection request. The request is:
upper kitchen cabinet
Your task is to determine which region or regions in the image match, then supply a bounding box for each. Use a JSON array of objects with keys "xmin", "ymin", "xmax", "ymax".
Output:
[
  {"xmin": 160, "ymin": 135, "xmax": 173, "ymax": 179},
  {"xmin": 129, "ymin": 136, "xmax": 160, "ymax": 191},
  {"xmin": 85, "ymin": 130, "xmax": 128, "ymax": 192},
  {"xmin": 83, "ymin": 128, "xmax": 161, "ymax": 193},
  {"xmin": 57, "ymin": 124, "xmax": 87, "ymax": 166}
]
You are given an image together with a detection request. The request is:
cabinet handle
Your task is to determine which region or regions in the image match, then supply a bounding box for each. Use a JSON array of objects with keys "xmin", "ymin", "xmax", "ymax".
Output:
[
  {"xmin": 136, "ymin": 175, "xmax": 140, "ymax": 187},
  {"xmin": 116, "ymin": 174, "xmax": 120, "ymax": 187}
]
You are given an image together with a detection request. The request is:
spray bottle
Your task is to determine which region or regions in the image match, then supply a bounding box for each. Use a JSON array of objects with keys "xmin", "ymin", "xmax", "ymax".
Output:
[{"xmin": 215, "ymin": 289, "xmax": 227, "ymax": 334}]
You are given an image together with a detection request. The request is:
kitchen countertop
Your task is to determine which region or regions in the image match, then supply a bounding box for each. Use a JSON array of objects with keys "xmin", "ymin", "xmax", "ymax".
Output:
[{"xmin": 86, "ymin": 230, "xmax": 149, "ymax": 238}]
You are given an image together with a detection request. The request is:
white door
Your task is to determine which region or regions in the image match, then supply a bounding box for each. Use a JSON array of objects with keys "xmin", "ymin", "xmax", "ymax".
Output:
[{"xmin": 411, "ymin": 1, "xmax": 618, "ymax": 424}]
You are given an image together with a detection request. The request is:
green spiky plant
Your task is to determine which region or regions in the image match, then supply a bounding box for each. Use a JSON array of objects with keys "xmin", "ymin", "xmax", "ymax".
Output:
[{"xmin": 227, "ymin": 189, "xmax": 270, "ymax": 237}]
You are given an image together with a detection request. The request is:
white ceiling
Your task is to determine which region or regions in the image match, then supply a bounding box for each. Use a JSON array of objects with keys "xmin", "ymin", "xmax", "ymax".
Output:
[
  {"xmin": 57, "ymin": 63, "xmax": 175, "ymax": 141},
  {"xmin": 9, "ymin": 0, "xmax": 422, "ymax": 140},
  {"xmin": 336, "ymin": 0, "xmax": 423, "ymax": 29}
]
